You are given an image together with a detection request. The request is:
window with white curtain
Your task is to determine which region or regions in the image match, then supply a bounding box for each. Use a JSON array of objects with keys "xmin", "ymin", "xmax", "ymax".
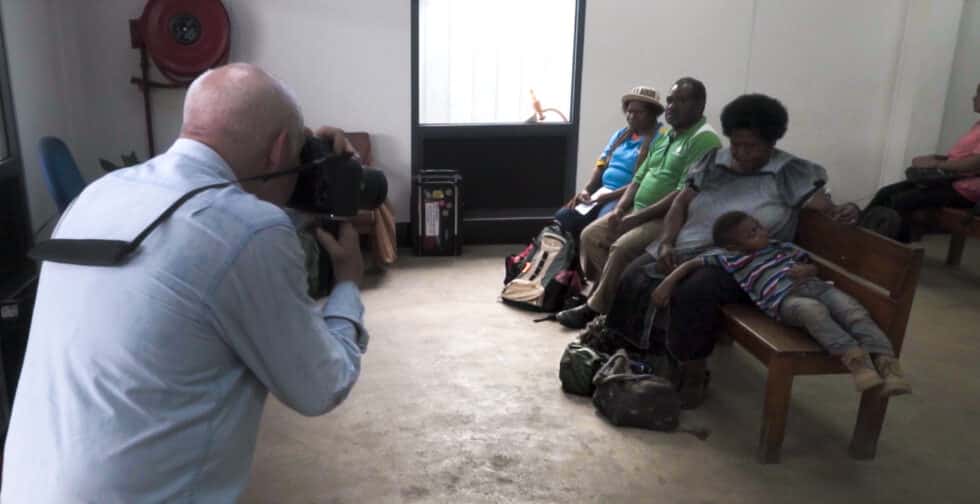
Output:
[{"xmin": 419, "ymin": 0, "xmax": 577, "ymax": 125}]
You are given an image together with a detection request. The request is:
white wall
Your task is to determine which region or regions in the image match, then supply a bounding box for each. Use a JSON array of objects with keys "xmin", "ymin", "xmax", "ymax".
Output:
[
  {"xmin": 578, "ymin": 0, "xmax": 753, "ymax": 188},
  {"xmin": 878, "ymin": 0, "xmax": 962, "ymax": 188},
  {"xmin": 579, "ymin": 0, "xmax": 963, "ymax": 205},
  {"xmin": 4, "ymin": 0, "xmax": 971, "ymax": 227},
  {"xmin": 940, "ymin": 0, "xmax": 980, "ymax": 153},
  {"xmin": 5, "ymin": 0, "xmax": 412, "ymax": 225}
]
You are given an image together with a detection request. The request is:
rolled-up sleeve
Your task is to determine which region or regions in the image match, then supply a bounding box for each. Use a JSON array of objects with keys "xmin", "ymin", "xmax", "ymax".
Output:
[
  {"xmin": 323, "ymin": 281, "xmax": 369, "ymax": 352},
  {"xmin": 208, "ymin": 224, "xmax": 364, "ymax": 417}
]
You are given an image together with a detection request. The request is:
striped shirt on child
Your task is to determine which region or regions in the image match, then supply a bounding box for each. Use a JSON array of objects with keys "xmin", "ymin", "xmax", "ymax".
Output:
[{"xmin": 701, "ymin": 241, "xmax": 809, "ymax": 318}]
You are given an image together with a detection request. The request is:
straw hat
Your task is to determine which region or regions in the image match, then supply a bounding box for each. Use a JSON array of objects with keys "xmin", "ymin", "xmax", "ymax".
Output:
[{"xmin": 621, "ymin": 86, "xmax": 664, "ymax": 112}]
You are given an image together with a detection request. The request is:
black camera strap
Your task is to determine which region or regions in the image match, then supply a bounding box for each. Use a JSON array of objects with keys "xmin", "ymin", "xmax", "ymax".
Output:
[{"xmin": 29, "ymin": 162, "xmax": 318, "ymax": 267}]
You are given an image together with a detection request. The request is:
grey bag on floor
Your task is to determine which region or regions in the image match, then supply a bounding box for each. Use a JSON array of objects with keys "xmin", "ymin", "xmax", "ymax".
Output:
[{"xmin": 592, "ymin": 350, "xmax": 709, "ymax": 439}]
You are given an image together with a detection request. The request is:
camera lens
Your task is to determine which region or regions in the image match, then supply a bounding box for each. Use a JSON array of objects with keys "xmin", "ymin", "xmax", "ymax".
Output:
[{"xmin": 359, "ymin": 168, "xmax": 388, "ymax": 211}]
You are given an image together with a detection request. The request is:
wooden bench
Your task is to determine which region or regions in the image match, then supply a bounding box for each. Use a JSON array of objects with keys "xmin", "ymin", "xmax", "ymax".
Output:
[
  {"xmin": 720, "ymin": 209, "xmax": 923, "ymax": 463},
  {"xmin": 937, "ymin": 207, "xmax": 979, "ymax": 266}
]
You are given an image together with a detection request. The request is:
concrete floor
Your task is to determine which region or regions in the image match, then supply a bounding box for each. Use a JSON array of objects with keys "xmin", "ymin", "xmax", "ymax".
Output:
[{"xmin": 242, "ymin": 235, "xmax": 980, "ymax": 503}]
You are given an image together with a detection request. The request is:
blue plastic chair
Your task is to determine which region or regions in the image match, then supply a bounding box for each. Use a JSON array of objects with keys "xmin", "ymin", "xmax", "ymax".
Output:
[{"xmin": 38, "ymin": 136, "xmax": 86, "ymax": 213}]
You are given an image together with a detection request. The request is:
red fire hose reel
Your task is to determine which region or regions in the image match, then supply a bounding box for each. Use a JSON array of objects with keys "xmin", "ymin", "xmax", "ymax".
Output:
[{"xmin": 129, "ymin": 0, "xmax": 231, "ymax": 154}]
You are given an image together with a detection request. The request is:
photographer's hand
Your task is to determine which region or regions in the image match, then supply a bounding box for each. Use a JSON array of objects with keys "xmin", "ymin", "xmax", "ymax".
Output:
[
  {"xmin": 315, "ymin": 222, "xmax": 364, "ymax": 287},
  {"xmin": 314, "ymin": 126, "xmax": 357, "ymax": 158}
]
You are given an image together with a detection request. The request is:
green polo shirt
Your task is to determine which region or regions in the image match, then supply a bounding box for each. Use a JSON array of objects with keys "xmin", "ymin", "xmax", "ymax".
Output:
[{"xmin": 631, "ymin": 117, "xmax": 721, "ymax": 210}]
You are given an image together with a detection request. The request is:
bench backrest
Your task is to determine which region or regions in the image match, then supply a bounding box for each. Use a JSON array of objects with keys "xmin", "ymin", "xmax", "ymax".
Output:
[{"xmin": 795, "ymin": 209, "xmax": 923, "ymax": 355}]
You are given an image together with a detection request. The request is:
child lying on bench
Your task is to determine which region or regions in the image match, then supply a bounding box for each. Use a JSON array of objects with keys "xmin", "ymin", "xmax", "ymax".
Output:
[{"xmin": 652, "ymin": 210, "xmax": 911, "ymax": 397}]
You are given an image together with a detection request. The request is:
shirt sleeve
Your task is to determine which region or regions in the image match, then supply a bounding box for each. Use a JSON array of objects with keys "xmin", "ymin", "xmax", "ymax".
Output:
[
  {"xmin": 685, "ymin": 148, "xmax": 719, "ymax": 192},
  {"xmin": 676, "ymin": 132, "xmax": 723, "ymax": 190},
  {"xmin": 777, "ymin": 158, "xmax": 828, "ymax": 207},
  {"xmin": 700, "ymin": 253, "xmax": 724, "ymax": 268},
  {"xmin": 699, "ymin": 246, "xmax": 738, "ymax": 268},
  {"xmin": 632, "ymin": 145, "xmax": 653, "ymax": 184},
  {"xmin": 599, "ymin": 128, "xmax": 626, "ymax": 163},
  {"xmin": 209, "ymin": 224, "xmax": 365, "ymax": 417}
]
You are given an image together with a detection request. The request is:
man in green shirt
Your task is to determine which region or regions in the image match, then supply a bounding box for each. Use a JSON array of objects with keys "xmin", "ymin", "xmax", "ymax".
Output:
[{"xmin": 558, "ymin": 77, "xmax": 721, "ymax": 329}]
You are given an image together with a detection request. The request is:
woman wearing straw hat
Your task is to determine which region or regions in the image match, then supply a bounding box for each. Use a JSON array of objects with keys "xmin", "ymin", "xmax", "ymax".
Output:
[{"xmin": 553, "ymin": 86, "xmax": 666, "ymax": 239}]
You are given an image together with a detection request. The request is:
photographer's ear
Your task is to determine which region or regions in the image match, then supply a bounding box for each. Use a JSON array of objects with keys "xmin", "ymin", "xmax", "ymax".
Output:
[{"xmin": 267, "ymin": 128, "xmax": 291, "ymax": 172}]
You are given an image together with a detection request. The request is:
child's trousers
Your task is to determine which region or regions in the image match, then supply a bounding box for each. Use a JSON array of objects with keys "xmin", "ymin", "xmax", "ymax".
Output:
[{"xmin": 778, "ymin": 279, "xmax": 895, "ymax": 356}]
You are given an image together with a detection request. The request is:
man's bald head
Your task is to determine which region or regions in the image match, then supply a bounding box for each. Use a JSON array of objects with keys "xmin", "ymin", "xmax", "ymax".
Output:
[{"xmin": 180, "ymin": 63, "xmax": 305, "ymax": 180}]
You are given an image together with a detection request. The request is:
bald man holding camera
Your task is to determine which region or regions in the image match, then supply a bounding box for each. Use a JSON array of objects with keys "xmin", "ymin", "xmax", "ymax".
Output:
[{"xmin": 3, "ymin": 63, "xmax": 369, "ymax": 502}]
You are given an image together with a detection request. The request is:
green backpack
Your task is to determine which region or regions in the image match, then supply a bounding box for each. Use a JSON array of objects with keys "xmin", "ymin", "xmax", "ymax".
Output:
[{"xmin": 559, "ymin": 342, "xmax": 609, "ymax": 396}]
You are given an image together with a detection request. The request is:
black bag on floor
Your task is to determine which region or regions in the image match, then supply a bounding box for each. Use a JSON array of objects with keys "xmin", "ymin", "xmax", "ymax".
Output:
[
  {"xmin": 559, "ymin": 342, "xmax": 609, "ymax": 397},
  {"xmin": 592, "ymin": 350, "xmax": 710, "ymax": 439},
  {"xmin": 501, "ymin": 223, "xmax": 584, "ymax": 312},
  {"xmin": 592, "ymin": 350, "xmax": 681, "ymax": 431}
]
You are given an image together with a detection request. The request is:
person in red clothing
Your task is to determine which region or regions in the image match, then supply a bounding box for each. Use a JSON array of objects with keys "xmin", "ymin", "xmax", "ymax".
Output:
[{"xmin": 864, "ymin": 82, "xmax": 980, "ymax": 241}]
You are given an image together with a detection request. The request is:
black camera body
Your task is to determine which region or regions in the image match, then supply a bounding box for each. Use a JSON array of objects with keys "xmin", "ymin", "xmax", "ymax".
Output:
[{"xmin": 287, "ymin": 136, "xmax": 388, "ymax": 217}]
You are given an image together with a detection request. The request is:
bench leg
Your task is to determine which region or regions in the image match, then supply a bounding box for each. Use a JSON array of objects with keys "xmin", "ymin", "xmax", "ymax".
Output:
[
  {"xmin": 758, "ymin": 356, "xmax": 794, "ymax": 464},
  {"xmin": 946, "ymin": 233, "xmax": 966, "ymax": 267},
  {"xmin": 849, "ymin": 389, "xmax": 889, "ymax": 460}
]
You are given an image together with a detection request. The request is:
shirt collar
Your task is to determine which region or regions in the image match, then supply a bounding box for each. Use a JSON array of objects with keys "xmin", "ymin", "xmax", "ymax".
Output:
[
  {"xmin": 715, "ymin": 147, "xmax": 793, "ymax": 174},
  {"xmin": 166, "ymin": 138, "xmax": 236, "ymax": 182},
  {"xmin": 670, "ymin": 116, "xmax": 707, "ymax": 140}
]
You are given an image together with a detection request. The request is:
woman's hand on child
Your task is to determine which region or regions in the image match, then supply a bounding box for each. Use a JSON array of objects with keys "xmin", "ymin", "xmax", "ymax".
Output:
[
  {"xmin": 651, "ymin": 284, "xmax": 672, "ymax": 307},
  {"xmin": 787, "ymin": 263, "xmax": 818, "ymax": 282},
  {"xmin": 830, "ymin": 203, "xmax": 860, "ymax": 225}
]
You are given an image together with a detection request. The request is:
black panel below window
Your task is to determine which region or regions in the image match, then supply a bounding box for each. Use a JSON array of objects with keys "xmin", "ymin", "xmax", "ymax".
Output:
[{"xmin": 421, "ymin": 134, "xmax": 568, "ymax": 213}]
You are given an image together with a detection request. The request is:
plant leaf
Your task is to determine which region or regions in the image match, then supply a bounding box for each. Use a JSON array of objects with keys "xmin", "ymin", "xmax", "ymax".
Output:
[
  {"xmin": 99, "ymin": 158, "xmax": 119, "ymax": 172},
  {"xmin": 121, "ymin": 151, "xmax": 140, "ymax": 166}
]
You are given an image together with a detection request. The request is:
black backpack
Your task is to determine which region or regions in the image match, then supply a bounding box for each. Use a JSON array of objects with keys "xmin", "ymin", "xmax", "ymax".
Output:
[{"xmin": 501, "ymin": 223, "xmax": 584, "ymax": 312}]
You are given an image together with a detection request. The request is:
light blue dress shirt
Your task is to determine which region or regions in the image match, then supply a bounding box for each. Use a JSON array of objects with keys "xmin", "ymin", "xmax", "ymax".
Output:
[{"xmin": 2, "ymin": 139, "xmax": 367, "ymax": 503}]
